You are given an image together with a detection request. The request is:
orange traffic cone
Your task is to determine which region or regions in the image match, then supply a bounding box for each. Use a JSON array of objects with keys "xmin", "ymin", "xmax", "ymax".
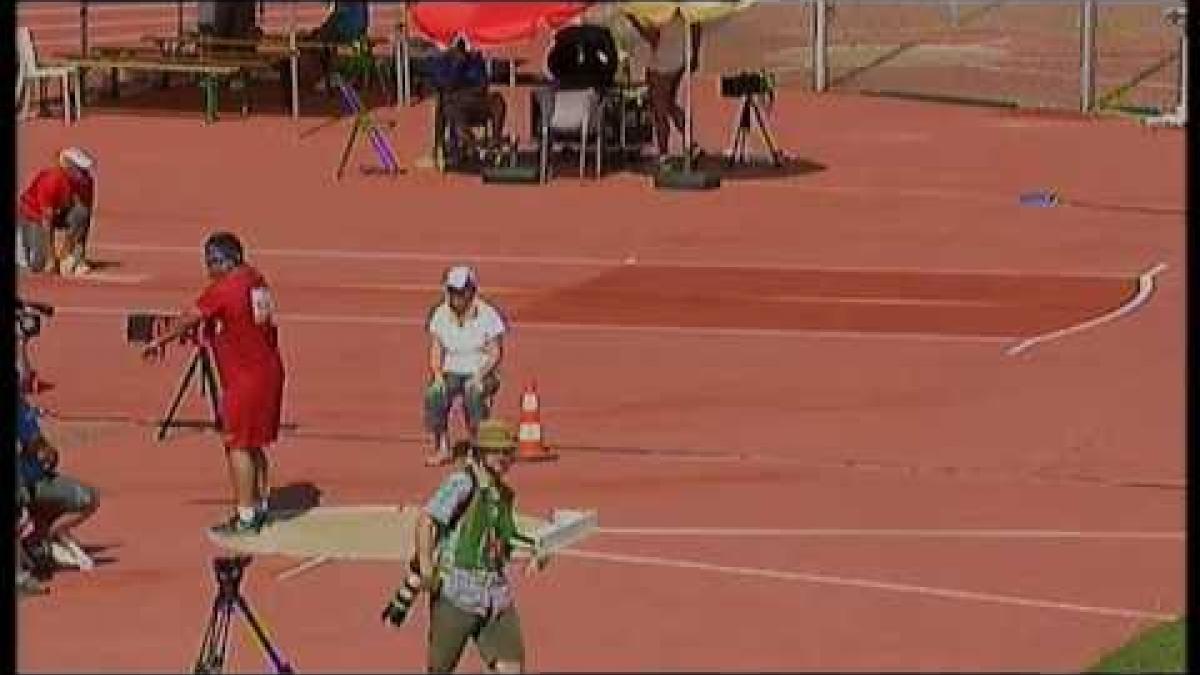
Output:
[{"xmin": 517, "ymin": 380, "xmax": 556, "ymax": 461}]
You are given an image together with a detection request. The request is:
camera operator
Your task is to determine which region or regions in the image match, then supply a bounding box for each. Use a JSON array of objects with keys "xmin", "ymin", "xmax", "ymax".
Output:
[
  {"xmin": 16, "ymin": 147, "xmax": 96, "ymax": 276},
  {"xmin": 140, "ymin": 232, "xmax": 285, "ymax": 536},
  {"xmin": 17, "ymin": 392, "xmax": 100, "ymax": 574}
]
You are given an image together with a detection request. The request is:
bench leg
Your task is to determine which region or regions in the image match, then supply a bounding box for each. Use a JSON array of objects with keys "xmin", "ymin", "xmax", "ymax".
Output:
[
  {"xmin": 201, "ymin": 77, "xmax": 218, "ymax": 124},
  {"xmin": 61, "ymin": 74, "xmax": 70, "ymax": 125},
  {"xmin": 73, "ymin": 70, "xmax": 83, "ymax": 121}
]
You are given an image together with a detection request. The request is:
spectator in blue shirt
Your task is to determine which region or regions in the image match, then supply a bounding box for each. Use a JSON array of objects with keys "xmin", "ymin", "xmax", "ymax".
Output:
[{"xmin": 431, "ymin": 35, "xmax": 507, "ymax": 167}]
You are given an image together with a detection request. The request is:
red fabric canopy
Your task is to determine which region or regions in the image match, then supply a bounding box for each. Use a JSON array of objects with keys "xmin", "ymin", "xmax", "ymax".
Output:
[{"xmin": 409, "ymin": 2, "xmax": 589, "ymax": 49}]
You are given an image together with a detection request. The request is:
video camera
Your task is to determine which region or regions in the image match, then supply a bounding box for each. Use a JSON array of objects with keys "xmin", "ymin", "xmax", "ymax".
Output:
[
  {"xmin": 16, "ymin": 299, "xmax": 54, "ymax": 341},
  {"xmin": 720, "ymin": 70, "xmax": 776, "ymax": 99},
  {"xmin": 126, "ymin": 312, "xmax": 197, "ymax": 345}
]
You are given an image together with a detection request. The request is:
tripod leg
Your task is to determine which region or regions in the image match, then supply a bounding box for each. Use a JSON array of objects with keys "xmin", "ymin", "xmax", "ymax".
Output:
[
  {"xmin": 725, "ymin": 97, "xmax": 751, "ymax": 165},
  {"xmin": 200, "ymin": 350, "xmax": 223, "ymax": 431},
  {"xmin": 232, "ymin": 594, "xmax": 294, "ymax": 673},
  {"xmin": 336, "ymin": 118, "xmax": 363, "ymax": 180},
  {"xmin": 194, "ymin": 597, "xmax": 234, "ymax": 674},
  {"xmin": 159, "ymin": 349, "xmax": 203, "ymax": 441},
  {"xmin": 750, "ymin": 99, "xmax": 784, "ymax": 167}
]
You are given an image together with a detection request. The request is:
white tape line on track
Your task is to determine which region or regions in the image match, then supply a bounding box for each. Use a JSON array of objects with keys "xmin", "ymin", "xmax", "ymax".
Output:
[
  {"xmin": 557, "ymin": 548, "xmax": 1176, "ymax": 621},
  {"xmin": 1006, "ymin": 262, "xmax": 1167, "ymax": 356},
  {"xmin": 595, "ymin": 527, "xmax": 1184, "ymax": 541},
  {"xmin": 49, "ymin": 305, "xmax": 1013, "ymax": 344},
  {"xmin": 275, "ymin": 555, "xmax": 332, "ymax": 581}
]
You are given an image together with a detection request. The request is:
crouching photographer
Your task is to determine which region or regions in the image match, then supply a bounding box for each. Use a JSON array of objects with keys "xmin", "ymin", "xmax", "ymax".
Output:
[{"xmin": 16, "ymin": 392, "xmax": 100, "ymax": 579}]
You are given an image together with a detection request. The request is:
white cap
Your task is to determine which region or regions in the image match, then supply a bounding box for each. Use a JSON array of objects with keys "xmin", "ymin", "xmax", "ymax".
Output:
[
  {"xmin": 444, "ymin": 265, "xmax": 478, "ymax": 291},
  {"xmin": 59, "ymin": 147, "xmax": 95, "ymax": 172}
]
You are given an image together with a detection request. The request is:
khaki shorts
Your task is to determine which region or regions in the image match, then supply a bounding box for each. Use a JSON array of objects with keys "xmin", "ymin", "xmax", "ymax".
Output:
[{"xmin": 427, "ymin": 595, "xmax": 524, "ymax": 673}]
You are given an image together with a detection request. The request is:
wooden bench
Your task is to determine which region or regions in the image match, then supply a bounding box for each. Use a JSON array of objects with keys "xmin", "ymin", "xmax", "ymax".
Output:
[
  {"xmin": 143, "ymin": 32, "xmax": 389, "ymax": 57},
  {"xmin": 44, "ymin": 53, "xmax": 280, "ymax": 123},
  {"xmin": 144, "ymin": 32, "xmax": 392, "ymax": 103}
]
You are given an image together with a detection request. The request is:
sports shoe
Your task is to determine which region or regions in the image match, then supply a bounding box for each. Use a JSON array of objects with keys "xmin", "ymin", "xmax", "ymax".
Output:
[
  {"xmin": 209, "ymin": 512, "xmax": 266, "ymax": 537},
  {"xmin": 18, "ymin": 571, "xmax": 49, "ymax": 597},
  {"xmin": 69, "ymin": 258, "xmax": 93, "ymax": 276},
  {"xmin": 49, "ymin": 534, "xmax": 95, "ymax": 571}
]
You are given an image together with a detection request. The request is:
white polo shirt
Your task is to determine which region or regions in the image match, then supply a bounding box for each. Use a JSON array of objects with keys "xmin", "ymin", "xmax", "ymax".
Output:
[{"xmin": 427, "ymin": 298, "xmax": 507, "ymax": 376}]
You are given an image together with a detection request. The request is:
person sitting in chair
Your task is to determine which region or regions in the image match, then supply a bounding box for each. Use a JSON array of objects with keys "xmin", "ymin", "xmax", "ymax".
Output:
[{"xmin": 429, "ymin": 35, "xmax": 507, "ymax": 167}]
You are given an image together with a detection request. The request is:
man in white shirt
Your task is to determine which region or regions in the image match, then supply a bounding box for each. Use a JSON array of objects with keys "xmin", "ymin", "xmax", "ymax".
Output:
[{"xmin": 423, "ymin": 265, "xmax": 507, "ymax": 467}]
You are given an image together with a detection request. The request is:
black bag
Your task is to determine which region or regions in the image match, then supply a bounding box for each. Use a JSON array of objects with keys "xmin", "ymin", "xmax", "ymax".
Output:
[{"xmin": 546, "ymin": 25, "xmax": 618, "ymax": 90}]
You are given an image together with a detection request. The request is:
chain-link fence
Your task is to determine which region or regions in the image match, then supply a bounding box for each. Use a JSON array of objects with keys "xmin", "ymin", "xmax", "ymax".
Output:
[{"xmin": 664, "ymin": 0, "xmax": 1184, "ymax": 114}]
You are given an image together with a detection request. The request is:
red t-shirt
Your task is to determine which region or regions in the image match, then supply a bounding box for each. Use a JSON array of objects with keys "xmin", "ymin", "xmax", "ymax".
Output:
[
  {"xmin": 195, "ymin": 266, "xmax": 285, "ymax": 389},
  {"xmin": 18, "ymin": 167, "xmax": 76, "ymax": 222}
]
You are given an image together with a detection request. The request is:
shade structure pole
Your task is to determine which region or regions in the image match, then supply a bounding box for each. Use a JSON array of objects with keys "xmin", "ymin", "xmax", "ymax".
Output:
[
  {"xmin": 177, "ymin": 0, "xmax": 184, "ymax": 40},
  {"xmin": 1079, "ymin": 0, "xmax": 1097, "ymax": 113},
  {"xmin": 80, "ymin": 1, "xmax": 89, "ymax": 55},
  {"xmin": 290, "ymin": 0, "xmax": 300, "ymax": 120},
  {"xmin": 398, "ymin": 2, "xmax": 411, "ymax": 107},
  {"xmin": 683, "ymin": 11, "xmax": 693, "ymax": 170},
  {"xmin": 813, "ymin": 0, "xmax": 828, "ymax": 92}
]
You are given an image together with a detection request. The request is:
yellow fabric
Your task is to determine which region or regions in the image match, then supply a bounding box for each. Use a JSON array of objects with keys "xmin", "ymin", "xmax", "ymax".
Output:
[{"xmin": 618, "ymin": 1, "xmax": 755, "ymax": 27}]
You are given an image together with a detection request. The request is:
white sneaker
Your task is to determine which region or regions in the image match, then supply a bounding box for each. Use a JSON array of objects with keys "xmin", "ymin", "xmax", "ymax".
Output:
[{"xmin": 49, "ymin": 535, "xmax": 95, "ymax": 571}]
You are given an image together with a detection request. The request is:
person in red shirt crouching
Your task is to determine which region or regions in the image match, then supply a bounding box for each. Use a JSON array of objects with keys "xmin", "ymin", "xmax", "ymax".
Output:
[
  {"xmin": 141, "ymin": 232, "xmax": 286, "ymax": 536},
  {"xmin": 17, "ymin": 147, "xmax": 97, "ymax": 276}
]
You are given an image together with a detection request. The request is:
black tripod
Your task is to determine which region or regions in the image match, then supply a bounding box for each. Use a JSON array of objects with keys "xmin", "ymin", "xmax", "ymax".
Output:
[
  {"xmin": 724, "ymin": 93, "xmax": 784, "ymax": 167},
  {"xmin": 158, "ymin": 344, "xmax": 222, "ymax": 441},
  {"xmin": 194, "ymin": 556, "xmax": 294, "ymax": 674}
]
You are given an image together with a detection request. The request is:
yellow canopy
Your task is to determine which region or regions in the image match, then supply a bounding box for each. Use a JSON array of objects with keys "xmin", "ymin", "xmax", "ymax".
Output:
[{"xmin": 619, "ymin": 1, "xmax": 755, "ymax": 27}]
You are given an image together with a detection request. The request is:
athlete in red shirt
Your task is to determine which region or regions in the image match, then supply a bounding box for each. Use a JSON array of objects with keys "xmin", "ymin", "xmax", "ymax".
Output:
[
  {"xmin": 17, "ymin": 147, "xmax": 96, "ymax": 275},
  {"xmin": 142, "ymin": 232, "xmax": 285, "ymax": 535}
]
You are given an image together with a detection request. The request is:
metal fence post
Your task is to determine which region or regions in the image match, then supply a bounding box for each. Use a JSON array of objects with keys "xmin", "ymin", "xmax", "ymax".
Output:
[
  {"xmin": 1080, "ymin": 0, "xmax": 1097, "ymax": 113},
  {"xmin": 813, "ymin": 0, "xmax": 828, "ymax": 92}
]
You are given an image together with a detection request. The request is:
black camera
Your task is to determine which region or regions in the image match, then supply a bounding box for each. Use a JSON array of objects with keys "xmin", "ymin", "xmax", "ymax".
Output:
[
  {"xmin": 127, "ymin": 312, "xmax": 194, "ymax": 344},
  {"xmin": 16, "ymin": 300, "xmax": 54, "ymax": 341},
  {"xmin": 720, "ymin": 71, "xmax": 775, "ymax": 98}
]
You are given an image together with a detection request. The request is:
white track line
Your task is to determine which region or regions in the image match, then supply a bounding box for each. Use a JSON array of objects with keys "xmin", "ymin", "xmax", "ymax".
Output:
[
  {"xmin": 89, "ymin": 242, "xmax": 1142, "ymax": 280},
  {"xmin": 558, "ymin": 548, "xmax": 1176, "ymax": 622},
  {"xmin": 275, "ymin": 555, "xmax": 331, "ymax": 581},
  {"xmin": 49, "ymin": 304, "xmax": 1013, "ymax": 344},
  {"xmin": 1006, "ymin": 262, "xmax": 1167, "ymax": 356},
  {"xmin": 596, "ymin": 527, "xmax": 1184, "ymax": 541}
]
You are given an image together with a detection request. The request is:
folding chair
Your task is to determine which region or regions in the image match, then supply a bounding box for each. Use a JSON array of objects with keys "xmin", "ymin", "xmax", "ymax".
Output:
[
  {"xmin": 534, "ymin": 87, "xmax": 605, "ymax": 182},
  {"xmin": 16, "ymin": 26, "xmax": 82, "ymax": 125}
]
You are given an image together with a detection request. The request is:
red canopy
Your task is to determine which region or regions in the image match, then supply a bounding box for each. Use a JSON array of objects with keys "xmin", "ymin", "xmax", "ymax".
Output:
[{"xmin": 409, "ymin": 2, "xmax": 589, "ymax": 49}]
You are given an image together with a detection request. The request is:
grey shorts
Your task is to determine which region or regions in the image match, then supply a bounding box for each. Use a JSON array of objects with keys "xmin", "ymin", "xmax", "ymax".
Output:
[
  {"xmin": 16, "ymin": 217, "xmax": 48, "ymax": 271},
  {"xmin": 30, "ymin": 472, "xmax": 98, "ymax": 517},
  {"xmin": 427, "ymin": 595, "xmax": 524, "ymax": 673}
]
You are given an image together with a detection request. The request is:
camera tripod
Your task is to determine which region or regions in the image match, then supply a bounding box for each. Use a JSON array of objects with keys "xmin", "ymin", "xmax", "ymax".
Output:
[
  {"xmin": 724, "ymin": 93, "xmax": 784, "ymax": 168},
  {"xmin": 158, "ymin": 343, "xmax": 222, "ymax": 441},
  {"xmin": 194, "ymin": 555, "xmax": 294, "ymax": 674}
]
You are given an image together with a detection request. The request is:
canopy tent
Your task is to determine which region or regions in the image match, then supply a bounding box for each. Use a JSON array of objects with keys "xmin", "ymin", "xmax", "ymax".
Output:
[
  {"xmin": 616, "ymin": 1, "xmax": 755, "ymax": 170},
  {"xmin": 408, "ymin": 1, "xmax": 589, "ymax": 50}
]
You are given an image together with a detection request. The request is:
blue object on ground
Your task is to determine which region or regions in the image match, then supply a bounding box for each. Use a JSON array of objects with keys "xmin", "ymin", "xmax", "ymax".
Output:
[{"xmin": 1019, "ymin": 190, "xmax": 1059, "ymax": 207}]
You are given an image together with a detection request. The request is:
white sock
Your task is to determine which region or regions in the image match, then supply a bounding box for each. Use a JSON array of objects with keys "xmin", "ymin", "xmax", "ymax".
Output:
[
  {"xmin": 237, "ymin": 506, "xmax": 257, "ymax": 522},
  {"xmin": 258, "ymin": 498, "xmax": 269, "ymax": 514}
]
